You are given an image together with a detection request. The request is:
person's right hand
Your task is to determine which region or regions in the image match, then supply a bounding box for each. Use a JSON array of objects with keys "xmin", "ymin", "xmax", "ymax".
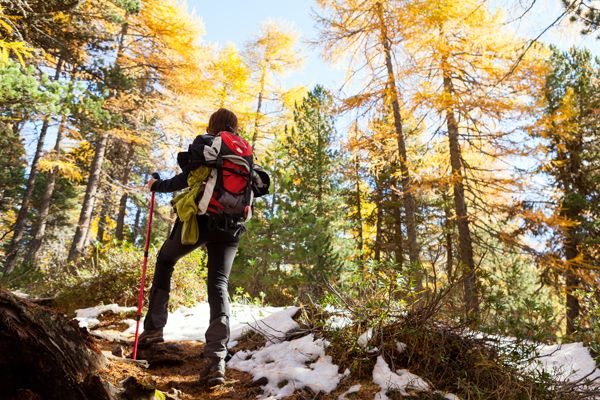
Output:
[{"xmin": 146, "ymin": 178, "xmax": 157, "ymax": 192}]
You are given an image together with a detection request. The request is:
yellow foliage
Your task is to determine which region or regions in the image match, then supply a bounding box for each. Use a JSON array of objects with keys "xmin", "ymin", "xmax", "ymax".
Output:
[
  {"xmin": 38, "ymin": 158, "xmax": 84, "ymax": 182},
  {"xmin": 245, "ymin": 20, "xmax": 304, "ymax": 77},
  {"xmin": 0, "ymin": 5, "xmax": 32, "ymax": 66}
]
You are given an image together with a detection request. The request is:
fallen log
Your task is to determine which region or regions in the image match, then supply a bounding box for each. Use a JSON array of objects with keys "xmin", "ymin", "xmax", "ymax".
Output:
[{"xmin": 0, "ymin": 289, "xmax": 115, "ymax": 399}]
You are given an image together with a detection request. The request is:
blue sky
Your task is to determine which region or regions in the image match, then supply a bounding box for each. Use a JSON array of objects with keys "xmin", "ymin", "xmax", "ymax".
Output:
[
  {"xmin": 187, "ymin": 0, "xmax": 600, "ymax": 96},
  {"xmin": 186, "ymin": 0, "xmax": 343, "ymax": 91}
]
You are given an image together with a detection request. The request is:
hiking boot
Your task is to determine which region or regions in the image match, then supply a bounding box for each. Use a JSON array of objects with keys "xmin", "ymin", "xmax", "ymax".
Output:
[
  {"xmin": 198, "ymin": 356, "xmax": 225, "ymax": 387},
  {"xmin": 137, "ymin": 328, "xmax": 164, "ymax": 347}
]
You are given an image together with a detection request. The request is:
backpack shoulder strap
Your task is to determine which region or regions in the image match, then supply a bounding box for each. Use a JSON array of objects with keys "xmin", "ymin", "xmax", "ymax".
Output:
[{"xmin": 188, "ymin": 134, "xmax": 221, "ymax": 165}]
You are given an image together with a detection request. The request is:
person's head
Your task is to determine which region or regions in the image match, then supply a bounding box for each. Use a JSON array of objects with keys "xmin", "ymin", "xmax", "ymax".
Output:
[{"xmin": 207, "ymin": 108, "xmax": 238, "ymax": 135}]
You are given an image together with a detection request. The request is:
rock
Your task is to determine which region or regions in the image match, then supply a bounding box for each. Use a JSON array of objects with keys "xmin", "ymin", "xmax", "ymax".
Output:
[
  {"xmin": 111, "ymin": 344, "xmax": 124, "ymax": 357},
  {"xmin": 247, "ymin": 376, "xmax": 269, "ymax": 387}
]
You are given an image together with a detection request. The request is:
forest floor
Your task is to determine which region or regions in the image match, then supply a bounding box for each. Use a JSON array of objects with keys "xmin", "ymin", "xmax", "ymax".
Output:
[
  {"xmin": 80, "ymin": 304, "xmax": 416, "ymax": 400},
  {"xmin": 95, "ymin": 337, "xmax": 382, "ymax": 400},
  {"xmin": 62, "ymin": 300, "xmax": 600, "ymax": 400}
]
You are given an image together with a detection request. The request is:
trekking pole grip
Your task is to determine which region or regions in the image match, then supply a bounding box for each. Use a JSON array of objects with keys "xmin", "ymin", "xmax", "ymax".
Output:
[{"xmin": 151, "ymin": 172, "xmax": 160, "ymax": 180}]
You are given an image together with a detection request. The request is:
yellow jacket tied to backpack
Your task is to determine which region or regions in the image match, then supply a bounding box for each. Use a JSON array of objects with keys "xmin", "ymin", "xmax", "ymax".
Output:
[{"xmin": 171, "ymin": 166, "xmax": 211, "ymax": 244}]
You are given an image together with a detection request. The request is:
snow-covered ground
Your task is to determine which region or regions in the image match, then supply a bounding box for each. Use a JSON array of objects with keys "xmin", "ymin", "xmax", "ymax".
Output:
[
  {"xmin": 75, "ymin": 304, "xmax": 137, "ymax": 329},
  {"xmin": 229, "ymin": 334, "xmax": 344, "ymax": 399},
  {"xmin": 75, "ymin": 302, "xmax": 600, "ymax": 399},
  {"xmin": 534, "ymin": 342, "xmax": 600, "ymax": 383},
  {"xmin": 75, "ymin": 302, "xmax": 300, "ymax": 347}
]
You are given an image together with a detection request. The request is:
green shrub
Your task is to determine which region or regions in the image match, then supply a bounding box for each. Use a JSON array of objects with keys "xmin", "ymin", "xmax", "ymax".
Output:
[{"xmin": 24, "ymin": 242, "xmax": 208, "ymax": 314}]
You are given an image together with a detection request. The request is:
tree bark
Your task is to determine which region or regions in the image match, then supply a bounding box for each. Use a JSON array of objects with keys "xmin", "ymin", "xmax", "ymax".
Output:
[
  {"xmin": 3, "ymin": 60, "xmax": 64, "ymax": 273},
  {"xmin": 115, "ymin": 143, "xmax": 135, "ymax": 240},
  {"xmin": 442, "ymin": 189, "xmax": 455, "ymax": 281},
  {"xmin": 96, "ymin": 185, "xmax": 112, "ymax": 243},
  {"xmin": 251, "ymin": 67, "xmax": 266, "ymax": 149},
  {"xmin": 132, "ymin": 200, "xmax": 142, "ymax": 243},
  {"xmin": 391, "ymin": 187, "xmax": 404, "ymax": 267},
  {"xmin": 375, "ymin": 2, "xmax": 421, "ymax": 280},
  {"xmin": 67, "ymin": 20, "xmax": 129, "ymax": 264},
  {"xmin": 0, "ymin": 289, "xmax": 112, "ymax": 399},
  {"xmin": 27, "ymin": 116, "xmax": 67, "ymax": 265},
  {"xmin": 67, "ymin": 132, "xmax": 110, "ymax": 264},
  {"xmin": 3, "ymin": 118, "xmax": 50, "ymax": 273},
  {"xmin": 564, "ymin": 239, "xmax": 580, "ymax": 334},
  {"xmin": 353, "ymin": 154, "xmax": 364, "ymax": 261},
  {"xmin": 558, "ymin": 140, "xmax": 584, "ymax": 334},
  {"xmin": 374, "ymin": 176, "xmax": 383, "ymax": 263},
  {"xmin": 442, "ymin": 59, "xmax": 478, "ymax": 318}
]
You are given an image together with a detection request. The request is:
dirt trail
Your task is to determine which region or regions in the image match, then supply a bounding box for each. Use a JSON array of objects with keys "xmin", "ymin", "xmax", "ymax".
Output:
[
  {"xmin": 97, "ymin": 339, "xmax": 263, "ymax": 399},
  {"xmin": 96, "ymin": 337, "xmax": 379, "ymax": 400}
]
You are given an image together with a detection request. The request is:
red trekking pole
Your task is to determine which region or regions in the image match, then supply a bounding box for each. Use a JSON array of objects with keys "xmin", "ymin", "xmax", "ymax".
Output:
[{"xmin": 132, "ymin": 172, "xmax": 159, "ymax": 360}]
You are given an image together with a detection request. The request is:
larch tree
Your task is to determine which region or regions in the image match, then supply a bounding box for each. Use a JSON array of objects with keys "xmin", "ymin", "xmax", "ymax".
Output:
[
  {"xmin": 67, "ymin": 0, "xmax": 139, "ymax": 264},
  {"xmin": 111, "ymin": 0, "xmax": 207, "ymax": 242},
  {"xmin": 244, "ymin": 20, "xmax": 303, "ymax": 149},
  {"xmin": 0, "ymin": 62, "xmax": 67, "ymax": 271},
  {"xmin": 208, "ymin": 44, "xmax": 252, "ymax": 110},
  {"xmin": 2, "ymin": 61, "xmax": 64, "ymax": 272},
  {"xmin": 27, "ymin": 0, "xmax": 108, "ymax": 264},
  {"xmin": 315, "ymin": 0, "xmax": 422, "ymax": 286},
  {"xmin": 1, "ymin": 0, "xmax": 97, "ymax": 271},
  {"xmin": 397, "ymin": 0, "xmax": 547, "ymax": 317},
  {"xmin": 534, "ymin": 47, "xmax": 600, "ymax": 334}
]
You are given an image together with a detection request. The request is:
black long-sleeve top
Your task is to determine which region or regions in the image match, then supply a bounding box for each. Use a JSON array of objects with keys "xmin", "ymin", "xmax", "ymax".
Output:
[{"xmin": 150, "ymin": 134, "xmax": 214, "ymax": 193}]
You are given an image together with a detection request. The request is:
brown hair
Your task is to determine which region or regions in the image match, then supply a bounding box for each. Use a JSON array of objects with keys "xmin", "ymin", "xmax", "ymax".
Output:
[{"xmin": 207, "ymin": 108, "xmax": 238, "ymax": 135}]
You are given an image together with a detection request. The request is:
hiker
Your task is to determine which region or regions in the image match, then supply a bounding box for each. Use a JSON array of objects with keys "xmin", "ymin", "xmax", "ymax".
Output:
[{"xmin": 138, "ymin": 108, "xmax": 269, "ymax": 387}]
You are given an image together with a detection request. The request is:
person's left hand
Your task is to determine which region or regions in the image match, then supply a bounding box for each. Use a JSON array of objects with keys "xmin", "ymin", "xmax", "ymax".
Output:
[{"xmin": 146, "ymin": 178, "xmax": 157, "ymax": 192}]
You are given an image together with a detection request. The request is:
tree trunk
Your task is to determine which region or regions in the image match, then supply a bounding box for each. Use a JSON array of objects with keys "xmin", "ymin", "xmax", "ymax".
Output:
[
  {"xmin": 391, "ymin": 187, "xmax": 404, "ymax": 267},
  {"xmin": 27, "ymin": 117, "xmax": 67, "ymax": 265},
  {"xmin": 132, "ymin": 200, "xmax": 142, "ymax": 244},
  {"xmin": 96, "ymin": 185, "xmax": 112, "ymax": 243},
  {"xmin": 67, "ymin": 20, "xmax": 129, "ymax": 264},
  {"xmin": 115, "ymin": 143, "xmax": 135, "ymax": 240},
  {"xmin": 374, "ymin": 176, "xmax": 383, "ymax": 263},
  {"xmin": 67, "ymin": 132, "xmax": 110, "ymax": 264},
  {"xmin": 442, "ymin": 189, "xmax": 454, "ymax": 281},
  {"xmin": 251, "ymin": 68, "xmax": 266, "ymax": 149},
  {"xmin": 560, "ymin": 166, "xmax": 583, "ymax": 334},
  {"xmin": 353, "ymin": 154, "xmax": 364, "ymax": 260},
  {"xmin": 375, "ymin": 2, "xmax": 421, "ymax": 279},
  {"xmin": 3, "ymin": 119, "xmax": 50, "ymax": 273},
  {"xmin": 564, "ymin": 239, "xmax": 580, "ymax": 334},
  {"xmin": 442, "ymin": 60, "xmax": 478, "ymax": 318},
  {"xmin": 0, "ymin": 289, "xmax": 112, "ymax": 399},
  {"xmin": 132, "ymin": 174, "xmax": 148, "ymax": 243},
  {"xmin": 3, "ymin": 61, "xmax": 64, "ymax": 273}
]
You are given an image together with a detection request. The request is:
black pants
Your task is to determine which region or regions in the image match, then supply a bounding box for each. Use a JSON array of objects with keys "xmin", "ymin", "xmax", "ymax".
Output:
[{"xmin": 143, "ymin": 215, "xmax": 240, "ymax": 360}]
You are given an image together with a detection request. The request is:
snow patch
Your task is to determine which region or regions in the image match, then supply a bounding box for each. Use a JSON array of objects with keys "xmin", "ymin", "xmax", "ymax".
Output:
[
  {"xmin": 396, "ymin": 341, "xmax": 407, "ymax": 353},
  {"xmin": 235, "ymin": 305, "xmax": 300, "ymax": 344},
  {"xmin": 228, "ymin": 334, "xmax": 343, "ymax": 399},
  {"xmin": 324, "ymin": 304, "xmax": 352, "ymax": 329},
  {"xmin": 11, "ymin": 290, "xmax": 30, "ymax": 299},
  {"xmin": 338, "ymin": 384, "xmax": 361, "ymax": 399},
  {"xmin": 75, "ymin": 304, "xmax": 137, "ymax": 329},
  {"xmin": 470, "ymin": 330, "xmax": 599, "ymax": 385},
  {"xmin": 120, "ymin": 303, "xmax": 298, "ymax": 345},
  {"xmin": 357, "ymin": 328, "xmax": 373, "ymax": 348},
  {"xmin": 77, "ymin": 301, "xmax": 299, "ymax": 346},
  {"xmin": 534, "ymin": 342, "xmax": 600, "ymax": 383},
  {"xmin": 372, "ymin": 356, "xmax": 429, "ymax": 399},
  {"xmin": 327, "ymin": 314, "xmax": 353, "ymax": 330},
  {"xmin": 439, "ymin": 392, "xmax": 461, "ymax": 400}
]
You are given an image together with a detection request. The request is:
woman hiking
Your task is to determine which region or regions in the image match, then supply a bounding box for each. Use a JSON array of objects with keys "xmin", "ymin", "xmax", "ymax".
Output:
[{"xmin": 137, "ymin": 108, "xmax": 269, "ymax": 387}]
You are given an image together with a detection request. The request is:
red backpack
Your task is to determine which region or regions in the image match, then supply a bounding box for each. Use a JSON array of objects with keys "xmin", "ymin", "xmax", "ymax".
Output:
[{"xmin": 195, "ymin": 131, "xmax": 255, "ymax": 220}]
